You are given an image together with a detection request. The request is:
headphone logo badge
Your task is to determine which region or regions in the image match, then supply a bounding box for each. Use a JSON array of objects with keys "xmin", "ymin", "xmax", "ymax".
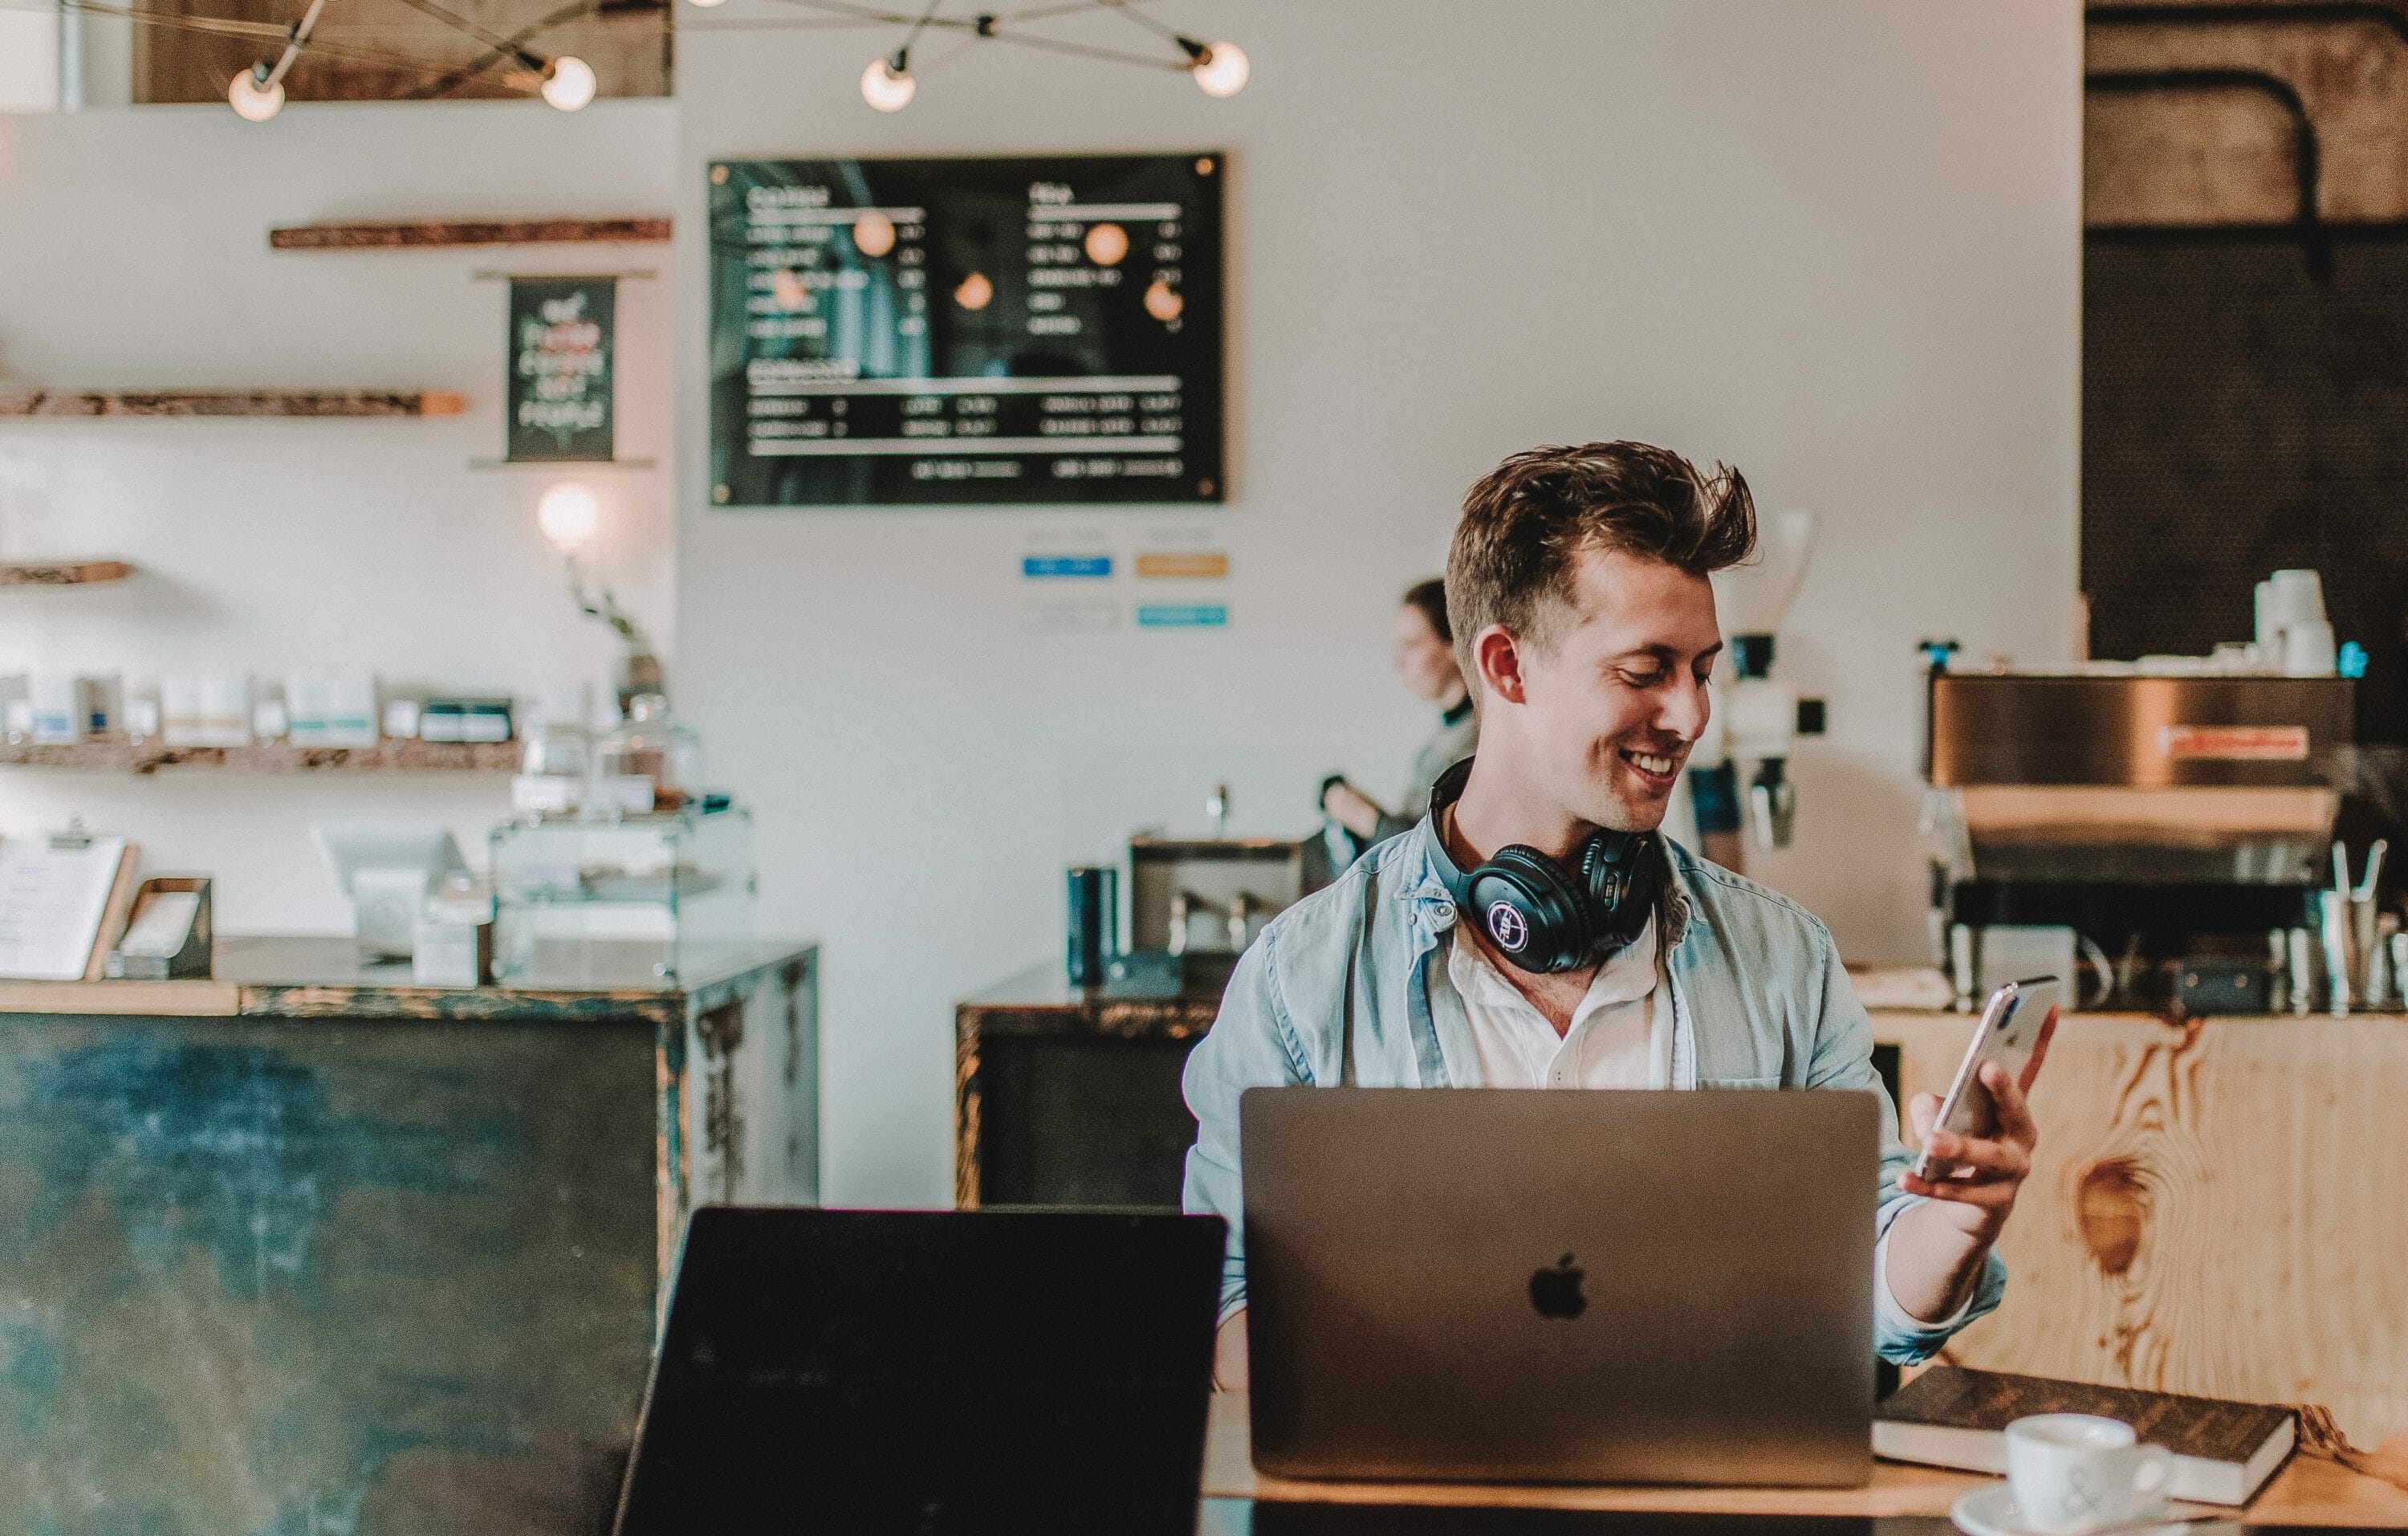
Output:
[{"xmin": 1487, "ymin": 901, "xmax": 1529, "ymax": 952}]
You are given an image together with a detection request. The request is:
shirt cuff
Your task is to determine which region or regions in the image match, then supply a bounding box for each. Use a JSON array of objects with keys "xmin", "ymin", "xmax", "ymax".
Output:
[{"xmin": 1875, "ymin": 1229, "xmax": 1979, "ymax": 1335}]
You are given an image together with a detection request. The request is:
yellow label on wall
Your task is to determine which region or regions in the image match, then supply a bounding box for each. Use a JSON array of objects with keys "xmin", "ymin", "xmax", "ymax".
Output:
[{"xmin": 1135, "ymin": 552, "xmax": 1229, "ymax": 579}]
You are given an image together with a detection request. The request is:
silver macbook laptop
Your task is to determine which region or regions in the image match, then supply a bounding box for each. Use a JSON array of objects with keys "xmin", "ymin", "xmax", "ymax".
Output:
[{"xmin": 1240, "ymin": 1086, "xmax": 1878, "ymax": 1487}]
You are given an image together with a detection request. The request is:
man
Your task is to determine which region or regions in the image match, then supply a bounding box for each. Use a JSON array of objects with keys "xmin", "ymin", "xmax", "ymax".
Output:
[{"xmin": 1183, "ymin": 442, "xmax": 2039, "ymax": 1391}]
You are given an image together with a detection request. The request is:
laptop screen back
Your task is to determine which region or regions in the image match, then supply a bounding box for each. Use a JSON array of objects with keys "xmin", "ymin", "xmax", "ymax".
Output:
[{"xmin": 613, "ymin": 1207, "xmax": 1225, "ymax": 1535}]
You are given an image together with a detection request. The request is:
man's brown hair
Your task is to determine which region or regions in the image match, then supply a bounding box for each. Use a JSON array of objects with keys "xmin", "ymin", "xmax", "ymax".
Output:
[{"xmin": 1446, "ymin": 441, "xmax": 1757, "ymax": 673}]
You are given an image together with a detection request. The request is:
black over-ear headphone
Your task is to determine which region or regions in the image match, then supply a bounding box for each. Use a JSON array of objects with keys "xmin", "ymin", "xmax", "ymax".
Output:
[{"xmin": 1422, "ymin": 758, "xmax": 1665, "ymax": 975}]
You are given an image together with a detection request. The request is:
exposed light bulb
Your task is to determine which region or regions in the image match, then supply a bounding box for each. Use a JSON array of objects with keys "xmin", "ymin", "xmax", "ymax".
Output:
[
  {"xmin": 540, "ymin": 55, "xmax": 597, "ymax": 111},
  {"xmin": 228, "ymin": 67, "xmax": 285, "ymax": 121},
  {"xmin": 860, "ymin": 54, "xmax": 915, "ymax": 112},
  {"xmin": 1190, "ymin": 39, "xmax": 1248, "ymax": 98},
  {"xmin": 685, "ymin": 0, "xmax": 726, "ymax": 9},
  {"xmin": 537, "ymin": 482, "xmax": 601, "ymax": 548}
]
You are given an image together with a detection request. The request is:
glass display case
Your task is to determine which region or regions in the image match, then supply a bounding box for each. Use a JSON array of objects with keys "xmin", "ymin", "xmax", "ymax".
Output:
[{"xmin": 488, "ymin": 805, "xmax": 755, "ymax": 984}]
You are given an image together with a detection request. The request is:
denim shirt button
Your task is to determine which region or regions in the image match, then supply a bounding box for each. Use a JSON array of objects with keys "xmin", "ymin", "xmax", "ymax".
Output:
[{"xmin": 1430, "ymin": 902, "xmax": 1455, "ymax": 923}]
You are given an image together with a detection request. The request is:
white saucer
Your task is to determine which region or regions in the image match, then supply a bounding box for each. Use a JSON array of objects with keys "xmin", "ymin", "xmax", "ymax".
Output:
[{"xmin": 1951, "ymin": 1481, "xmax": 2190, "ymax": 1536}]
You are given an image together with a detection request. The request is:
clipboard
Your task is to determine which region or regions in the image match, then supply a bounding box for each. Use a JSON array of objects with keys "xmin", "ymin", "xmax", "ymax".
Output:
[{"xmin": 0, "ymin": 828, "xmax": 142, "ymax": 982}]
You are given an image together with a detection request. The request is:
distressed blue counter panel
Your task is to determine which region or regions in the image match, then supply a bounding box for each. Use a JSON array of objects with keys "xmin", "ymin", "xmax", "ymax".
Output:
[{"xmin": 0, "ymin": 1014, "xmax": 657, "ymax": 1534}]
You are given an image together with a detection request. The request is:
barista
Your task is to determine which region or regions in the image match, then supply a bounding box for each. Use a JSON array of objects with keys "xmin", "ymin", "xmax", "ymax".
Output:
[{"xmin": 1322, "ymin": 579, "xmax": 1479, "ymax": 847}]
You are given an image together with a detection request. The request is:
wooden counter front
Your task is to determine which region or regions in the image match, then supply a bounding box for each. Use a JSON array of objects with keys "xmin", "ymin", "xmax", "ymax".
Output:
[
  {"xmin": 0, "ymin": 938, "xmax": 820, "ymax": 1534},
  {"xmin": 1871, "ymin": 1009, "xmax": 2408, "ymax": 1455},
  {"xmin": 1202, "ymin": 1393, "xmax": 2408, "ymax": 1526}
]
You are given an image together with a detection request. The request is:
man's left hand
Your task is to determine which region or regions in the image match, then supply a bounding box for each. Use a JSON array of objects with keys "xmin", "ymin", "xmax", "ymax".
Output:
[{"xmin": 1898, "ymin": 1025, "xmax": 2048, "ymax": 1244}]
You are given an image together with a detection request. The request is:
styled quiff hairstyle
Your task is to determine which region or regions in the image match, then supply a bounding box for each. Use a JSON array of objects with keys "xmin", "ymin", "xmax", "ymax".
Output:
[{"xmin": 1446, "ymin": 441, "xmax": 1757, "ymax": 674}]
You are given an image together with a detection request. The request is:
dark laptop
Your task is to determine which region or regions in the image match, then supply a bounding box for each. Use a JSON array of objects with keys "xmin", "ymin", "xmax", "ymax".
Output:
[{"xmin": 612, "ymin": 1206, "xmax": 1226, "ymax": 1535}]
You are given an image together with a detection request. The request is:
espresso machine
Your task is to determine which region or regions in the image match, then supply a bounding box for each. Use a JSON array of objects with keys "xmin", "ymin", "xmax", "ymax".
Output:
[{"xmin": 1923, "ymin": 666, "xmax": 2353, "ymax": 1012}]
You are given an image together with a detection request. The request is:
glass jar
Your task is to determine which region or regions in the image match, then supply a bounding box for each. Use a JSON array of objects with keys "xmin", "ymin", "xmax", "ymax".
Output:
[
  {"xmin": 594, "ymin": 692, "xmax": 703, "ymax": 811},
  {"xmin": 521, "ymin": 713, "xmax": 592, "ymax": 781}
]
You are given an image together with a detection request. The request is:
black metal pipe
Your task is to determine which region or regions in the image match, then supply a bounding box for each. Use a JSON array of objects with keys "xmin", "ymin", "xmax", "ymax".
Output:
[
  {"xmin": 2086, "ymin": 67, "xmax": 2331, "ymax": 277},
  {"xmin": 2089, "ymin": 2, "xmax": 2408, "ymax": 51}
]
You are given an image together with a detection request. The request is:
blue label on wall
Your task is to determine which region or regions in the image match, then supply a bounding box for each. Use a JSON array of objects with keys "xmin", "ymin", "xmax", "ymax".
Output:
[
  {"xmin": 1137, "ymin": 603, "xmax": 1228, "ymax": 628},
  {"xmin": 1023, "ymin": 556, "xmax": 1113, "ymax": 579}
]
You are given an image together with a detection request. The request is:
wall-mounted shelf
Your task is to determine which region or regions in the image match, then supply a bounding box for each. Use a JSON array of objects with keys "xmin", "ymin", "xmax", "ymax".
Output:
[
  {"xmin": 0, "ymin": 560, "xmax": 133, "ymax": 586},
  {"xmin": 0, "ymin": 390, "xmax": 465, "ymax": 418},
  {"xmin": 270, "ymin": 218, "xmax": 673, "ymax": 251},
  {"xmin": 0, "ymin": 739, "xmax": 519, "ymax": 775}
]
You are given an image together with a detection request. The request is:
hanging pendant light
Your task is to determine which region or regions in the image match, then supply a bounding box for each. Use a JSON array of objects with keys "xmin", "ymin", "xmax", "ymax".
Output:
[
  {"xmin": 1180, "ymin": 38, "xmax": 1249, "ymax": 98},
  {"xmin": 860, "ymin": 49, "xmax": 916, "ymax": 112},
  {"xmin": 539, "ymin": 54, "xmax": 598, "ymax": 110}
]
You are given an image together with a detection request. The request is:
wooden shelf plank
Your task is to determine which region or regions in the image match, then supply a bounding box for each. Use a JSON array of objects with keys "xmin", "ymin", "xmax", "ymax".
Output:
[
  {"xmin": 0, "ymin": 390, "xmax": 465, "ymax": 418},
  {"xmin": 0, "ymin": 560, "xmax": 133, "ymax": 586},
  {"xmin": 270, "ymin": 218, "xmax": 671, "ymax": 250},
  {"xmin": 0, "ymin": 738, "xmax": 519, "ymax": 774}
]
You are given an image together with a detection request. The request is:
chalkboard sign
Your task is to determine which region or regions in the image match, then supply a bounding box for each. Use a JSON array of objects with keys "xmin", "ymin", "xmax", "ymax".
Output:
[
  {"xmin": 708, "ymin": 153, "xmax": 1224, "ymax": 507},
  {"xmin": 507, "ymin": 276, "xmax": 615, "ymax": 462}
]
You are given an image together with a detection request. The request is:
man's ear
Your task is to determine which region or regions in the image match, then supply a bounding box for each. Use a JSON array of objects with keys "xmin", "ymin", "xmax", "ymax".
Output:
[{"xmin": 1472, "ymin": 625, "xmax": 1527, "ymax": 706}]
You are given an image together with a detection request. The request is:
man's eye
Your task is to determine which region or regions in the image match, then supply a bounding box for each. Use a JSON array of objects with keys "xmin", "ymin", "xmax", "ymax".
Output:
[{"xmin": 1621, "ymin": 669, "xmax": 1668, "ymax": 687}]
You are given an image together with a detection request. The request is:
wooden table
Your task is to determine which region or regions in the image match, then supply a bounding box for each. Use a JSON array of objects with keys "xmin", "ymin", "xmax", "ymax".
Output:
[
  {"xmin": 0, "ymin": 935, "xmax": 818, "ymax": 1535},
  {"xmin": 1201, "ymin": 1393, "xmax": 2408, "ymax": 1526}
]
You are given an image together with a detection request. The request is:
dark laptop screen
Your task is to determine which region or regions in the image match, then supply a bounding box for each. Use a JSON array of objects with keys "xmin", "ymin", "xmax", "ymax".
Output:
[{"xmin": 614, "ymin": 1207, "xmax": 1224, "ymax": 1536}]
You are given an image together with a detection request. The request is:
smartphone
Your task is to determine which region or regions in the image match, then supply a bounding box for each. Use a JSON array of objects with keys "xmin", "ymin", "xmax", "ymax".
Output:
[{"xmin": 1910, "ymin": 976, "xmax": 2059, "ymax": 1183}]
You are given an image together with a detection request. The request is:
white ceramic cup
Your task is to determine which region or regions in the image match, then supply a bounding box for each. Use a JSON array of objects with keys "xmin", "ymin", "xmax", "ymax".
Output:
[
  {"xmin": 2004, "ymin": 1414, "xmax": 2173, "ymax": 1535},
  {"xmin": 2266, "ymin": 568, "xmax": 2328, "ymax": 626}
]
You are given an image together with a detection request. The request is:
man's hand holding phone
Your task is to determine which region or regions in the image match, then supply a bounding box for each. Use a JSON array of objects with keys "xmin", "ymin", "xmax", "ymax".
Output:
[{"xmin": 1899, "ymin": 1007, "xmax": 2054, "ymax": 1244}]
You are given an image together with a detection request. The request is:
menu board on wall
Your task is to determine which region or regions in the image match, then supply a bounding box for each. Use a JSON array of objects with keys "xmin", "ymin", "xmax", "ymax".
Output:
[
  {"xmin": 707, "ymin": 153, "xmax": 1224, "ymax": 507},
  {"xmin": 506, "ymin": 277, "xmax": 615, "ymax": 462}
]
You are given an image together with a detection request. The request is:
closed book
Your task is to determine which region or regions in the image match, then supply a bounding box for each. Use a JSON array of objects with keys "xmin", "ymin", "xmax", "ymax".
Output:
[{"xmin": 1873, "ymin": 1367, "xmax": 2296, "ymax": 1506}]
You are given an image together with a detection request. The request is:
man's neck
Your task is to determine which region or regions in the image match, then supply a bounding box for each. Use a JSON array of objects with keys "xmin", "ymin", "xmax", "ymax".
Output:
[{"xmin": 1448, "ymin": 752, "xmax": 1592, "ymax": 865}]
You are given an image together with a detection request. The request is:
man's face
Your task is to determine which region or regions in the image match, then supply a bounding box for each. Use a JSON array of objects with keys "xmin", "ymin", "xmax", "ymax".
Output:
[{"xmin": 1499, "ymin": 548, "xmax": 1723, "ymax": 833}]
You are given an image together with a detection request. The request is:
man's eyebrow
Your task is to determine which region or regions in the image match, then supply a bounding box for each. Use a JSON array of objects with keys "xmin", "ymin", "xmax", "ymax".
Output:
[{"xmin": 1613, "ymin": 641, "xmax": 1723, "ymax": 663}]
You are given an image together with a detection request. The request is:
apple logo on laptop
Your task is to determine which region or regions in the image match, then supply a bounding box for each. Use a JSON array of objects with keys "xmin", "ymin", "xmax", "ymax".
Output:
[{"xmin": 1528, "ymin": 1253, "xmax": 1586, "ymax": 1319}]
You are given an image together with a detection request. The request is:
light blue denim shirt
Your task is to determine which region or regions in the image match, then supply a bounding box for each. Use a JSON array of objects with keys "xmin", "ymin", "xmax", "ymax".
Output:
[{"xmin": 1179, "ymin": 817, "xmax": 2006, "ymax": 1365}]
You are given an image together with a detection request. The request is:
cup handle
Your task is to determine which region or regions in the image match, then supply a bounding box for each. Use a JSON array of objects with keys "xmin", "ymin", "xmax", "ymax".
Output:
[{"xmin": 2127, "ymin": 1444, "xmax": 2174, "ymax": 1497}]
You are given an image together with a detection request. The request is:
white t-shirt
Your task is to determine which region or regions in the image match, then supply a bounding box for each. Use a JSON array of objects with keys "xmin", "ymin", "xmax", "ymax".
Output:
[{"xmin": 1442, "ymin": 915, "xmax": 1669, "ymax": 1089}]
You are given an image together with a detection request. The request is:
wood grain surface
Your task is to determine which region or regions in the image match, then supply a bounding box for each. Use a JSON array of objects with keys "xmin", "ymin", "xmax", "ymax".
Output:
[
  {"xmin": 270, "ymin": 218, "xmax": 671, "ymax": 249},
  {"xmin": 1873, "ymin": 1010, "xmax": 2408, "ymax": 1451},
  {"xmin": 1200, "ymin": 1392, "xmax": 2408, "ymax": 1523},
  {"xmin": 0, "ymin": 560, "xmax": 132, "ymax": 585},
  {"xmin": 0, "ymin": 738, "xmax": 518, "ymax": 774},
  {"xmin": 0, "ymin": 390, "xmax": 463, "ymax": 418}
]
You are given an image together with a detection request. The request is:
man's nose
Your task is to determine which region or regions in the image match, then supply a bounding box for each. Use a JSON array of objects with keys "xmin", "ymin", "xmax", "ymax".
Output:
[{"xmin": 1657, "ymin": 676, "xmax": 1710, "ymax": 743}]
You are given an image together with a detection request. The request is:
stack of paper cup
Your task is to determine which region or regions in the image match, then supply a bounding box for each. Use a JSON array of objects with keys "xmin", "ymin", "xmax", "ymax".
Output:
[{"xmin": 2260, "ymin": 568, "xmax": 2337, "ymax": 677}]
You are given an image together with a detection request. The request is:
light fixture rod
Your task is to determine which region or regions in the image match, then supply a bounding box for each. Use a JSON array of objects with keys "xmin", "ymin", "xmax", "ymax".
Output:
[{"xmin": 255, "ymin": 0, "xmax": 327, "ymax": 92}]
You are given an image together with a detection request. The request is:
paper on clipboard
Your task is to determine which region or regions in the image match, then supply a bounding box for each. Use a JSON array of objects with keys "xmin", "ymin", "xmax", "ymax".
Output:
[{"xmin": 0, "ymin": 834, "xmax": 130, "ymax": 980}]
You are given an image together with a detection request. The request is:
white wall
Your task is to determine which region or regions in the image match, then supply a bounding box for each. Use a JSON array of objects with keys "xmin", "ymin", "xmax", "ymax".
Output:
[
  {"xmin": 675, "ymin": 2, "xmax": 2084, "ymax": 1205},
  {"xmin": 0, "ymin": 102, "xmax": 676, "ymax": 929}
]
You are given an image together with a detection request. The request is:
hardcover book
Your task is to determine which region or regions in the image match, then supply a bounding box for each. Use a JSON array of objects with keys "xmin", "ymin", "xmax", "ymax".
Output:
[{"xmin": 1874, "ymin": 1367, "xmax": 2296, "ymax": 1505}]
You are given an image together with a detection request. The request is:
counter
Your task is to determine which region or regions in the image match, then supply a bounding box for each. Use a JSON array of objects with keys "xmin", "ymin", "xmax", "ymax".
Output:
[
  {"xmin": 1878, "ymin": 1008, "xmax": 2408, "ymax": 1456},
  {"xmin": 0, "ymin": 935, "xmax": 817, "ymax": 1534}
]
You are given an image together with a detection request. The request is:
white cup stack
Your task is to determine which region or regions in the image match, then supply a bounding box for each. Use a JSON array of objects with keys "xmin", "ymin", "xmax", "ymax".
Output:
[{"xmin": 2256, "ymin": 568, "xmax": 2336, "ymax": 677}]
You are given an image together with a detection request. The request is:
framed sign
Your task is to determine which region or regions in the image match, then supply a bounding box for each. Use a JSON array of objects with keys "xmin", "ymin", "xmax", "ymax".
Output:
[
  {"xmin": 708, "ymin": 153, "xmax": 1224, "ymax": 507},
  {"xmin": 507, "ymin": 276, "xmax": 615, "ymax": 462}
]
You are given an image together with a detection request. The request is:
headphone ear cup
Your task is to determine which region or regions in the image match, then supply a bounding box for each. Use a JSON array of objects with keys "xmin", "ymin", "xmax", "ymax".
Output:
[
  {"xmin": 1468, "ymin": 846, "xmax": 1592, "ymax": 974},
  {"xmin": 1577, "ymin": 831, "xmax": 1662, "ymax": 950}
]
